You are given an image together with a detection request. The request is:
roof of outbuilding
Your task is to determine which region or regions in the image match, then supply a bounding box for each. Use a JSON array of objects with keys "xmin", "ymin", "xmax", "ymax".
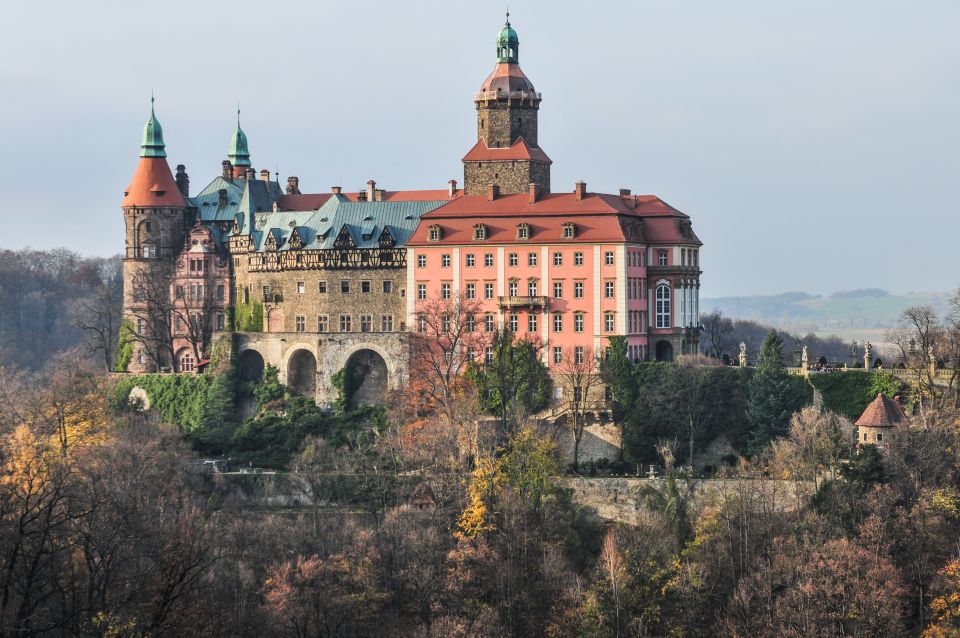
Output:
[{"xmin": 856, "ymin": 393, "xmax": 908, "ymax": 428}]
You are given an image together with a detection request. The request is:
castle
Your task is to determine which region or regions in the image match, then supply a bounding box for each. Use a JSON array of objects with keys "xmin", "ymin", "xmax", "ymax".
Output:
[{"xmin": 121, "ymin": 15, "xmax": 702, "ymax": 406}]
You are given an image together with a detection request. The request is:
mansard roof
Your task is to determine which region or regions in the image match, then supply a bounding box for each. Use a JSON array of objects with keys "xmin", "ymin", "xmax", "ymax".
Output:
[{"xmin": 245, "ymin": 194, "xmax": 448, "ymax": 252}]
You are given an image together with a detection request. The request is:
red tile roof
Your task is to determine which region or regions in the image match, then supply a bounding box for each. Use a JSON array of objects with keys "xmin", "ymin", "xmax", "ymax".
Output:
[
  {"xmin": 407, "ymin": 192, "xmax": 698, "ymax": 246},
  {"xmin": 856, "ymin": 393, "xmax": 908, "ymax": 428},
  {"xmin": 462, "ymin": 138, "xmax": 551, "ymax": 163},
  {"xmin": 122, "ymin": 157, "xmax": 186, "ymax": 208}
]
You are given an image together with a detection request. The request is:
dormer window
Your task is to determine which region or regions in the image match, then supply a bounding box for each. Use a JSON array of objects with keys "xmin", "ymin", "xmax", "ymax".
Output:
[
  {"xmin": 428, "ymin": 225, "xmax": 442, "ymax": 242},
  {"xmin": 562, "ymin": 222, "xmax": 576, "ymax": 239},
  {"xmin": 516, "ymin": 223, "xmax": 530, "ymax": 240},
  {"xmin": 473, "ymin": 224, "xmax": 488, "ymax": 241}
]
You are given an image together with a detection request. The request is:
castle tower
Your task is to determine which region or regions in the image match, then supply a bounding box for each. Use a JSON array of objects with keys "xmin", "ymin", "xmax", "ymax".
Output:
[
  {"xmin": 121, "ymin": 98, "xmax": 189, "ymax": 372},
  {"xmin": 228, "ymin": 109, "xmax": 252, "ymax": 179},
  {"xmin": 463, "ymin": 13, "xmax": 551, "ymax": 195}
]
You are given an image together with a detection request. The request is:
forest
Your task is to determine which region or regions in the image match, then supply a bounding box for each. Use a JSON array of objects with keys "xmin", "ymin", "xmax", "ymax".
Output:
[{"xmin": 4, "ymin": 250, "xmax": 960, "ymax": 636}]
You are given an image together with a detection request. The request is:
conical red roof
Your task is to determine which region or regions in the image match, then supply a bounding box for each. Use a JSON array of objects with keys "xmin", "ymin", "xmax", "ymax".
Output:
[
  {"xmin": 856, "ymin": 393, "xmax": 907, "ymax": 428},
  {"xmin": 122, "ymin": 157, "xmax": 186, "ymax": 208}
]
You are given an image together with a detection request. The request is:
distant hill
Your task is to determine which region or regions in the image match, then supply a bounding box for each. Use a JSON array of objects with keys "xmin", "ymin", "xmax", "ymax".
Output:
[{"xmin": 702, "ymin": 289, "xmax": 950, "ymax": 340}]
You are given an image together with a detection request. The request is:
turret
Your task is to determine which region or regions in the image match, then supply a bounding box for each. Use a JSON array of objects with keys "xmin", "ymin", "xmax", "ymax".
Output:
[
  {"xmin": 463, "ymin": 13, "xmax": 551, "ymax": 195},
  {"xmin": 120, "ymin": 98, "xmax": 190, "ymax": 373},
  {"xmin": 228, "ymin": 109, "xmax": 251, "ymax": 178}
]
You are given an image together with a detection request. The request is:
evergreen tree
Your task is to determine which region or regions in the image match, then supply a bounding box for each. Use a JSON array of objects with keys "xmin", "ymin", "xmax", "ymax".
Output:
[
  {"xmin": 745, "ymin": 330, "xmax": 807, "ymax": 455},
  {"xmin": 599, "ymin": 335, "xmax": 636, "ymax": 422},
  {"xmin": 466, "ymin": 330, "xmax": 552, "ymax": 430}
]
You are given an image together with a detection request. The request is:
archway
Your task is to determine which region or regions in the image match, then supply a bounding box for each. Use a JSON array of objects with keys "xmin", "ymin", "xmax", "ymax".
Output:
[
  {"xmin": 287, "ymin": 349, "xmax": 317, "ymax": 397},
  {"xmin": 344, "ymin": 349, "xmax": 389, "ymax": 409},
  {"xmin": 655, "ymin": 340, "xmax": 674, "ymax": 363},
  {"xmin": 238, "ymin": 349, "xmax": 265, "ymax": 382}
]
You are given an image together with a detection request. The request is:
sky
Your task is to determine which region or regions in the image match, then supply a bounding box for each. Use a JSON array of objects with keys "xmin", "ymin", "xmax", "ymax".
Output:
[{"xmin": 0, "ymin": 0, "xmax": 957, "ymax": 297}]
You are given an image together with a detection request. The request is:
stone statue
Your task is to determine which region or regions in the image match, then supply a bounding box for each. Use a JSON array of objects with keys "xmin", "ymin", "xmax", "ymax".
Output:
[
  {"xmin": 802, "ymin": 345, "xmax": 808, "ymax": 363},
  {"xmin": 738, "ymin": 342, "xmax": 747, "ymax": 367},
  {"xmin": 864, "ymin": 341, "xmax": 872, "ymax": 369}
]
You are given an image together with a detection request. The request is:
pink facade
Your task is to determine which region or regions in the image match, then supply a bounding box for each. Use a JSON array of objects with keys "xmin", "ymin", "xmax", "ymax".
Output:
[
  {"xmin": 407, "ymin": 187, "xmax": 702, "ymax": 367},
  {"xmin": 170, "ymin": 224, "xmax": 231, "ymax": 372}
]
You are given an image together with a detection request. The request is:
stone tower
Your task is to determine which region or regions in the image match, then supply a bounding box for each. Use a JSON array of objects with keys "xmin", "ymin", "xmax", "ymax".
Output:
[
  {"xmin": 463, "ymin": 14, "xmax": 552, "ymax": 196},
  {"xmin": 121, "ymin": 99, "xmax": 190, "ymax": 372}
]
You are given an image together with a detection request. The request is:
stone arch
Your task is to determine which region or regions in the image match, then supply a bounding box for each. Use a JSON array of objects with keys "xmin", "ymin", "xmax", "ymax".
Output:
[
  {"xmin": 287, "ymin": 349, "xmax": 317, "ymax": 397},
  {"xmin": 655, "ymin": 340, "xmax": 674, "ymax": 362},
  {"xmin": 238, "ymin": 348, "xmax": 265, "ymax": 381},
  {"xmin": 343, "ymin": 348, "xmax": 389, "ymax": 409}
]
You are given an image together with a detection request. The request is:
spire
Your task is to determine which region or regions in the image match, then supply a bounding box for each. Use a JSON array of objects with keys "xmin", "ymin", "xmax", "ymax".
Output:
[
  {"xmin": 497, "ymin": 10, "xmax": 519, "ymax": 63},
  {"xmin": 139, "ymin": 95, "xmax": 167, "ymax": 158},
  {"xmin": 228, "ymin": 105, "xmax": 251, "ymax": 168}
]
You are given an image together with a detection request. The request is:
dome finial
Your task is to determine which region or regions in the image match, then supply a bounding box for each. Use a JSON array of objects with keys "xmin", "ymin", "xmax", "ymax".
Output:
[
  {"xmin": 496, "ymin": 12, "xmax": 519, "ymax": 64},
  {"xmin": 229, "ymin": 102, "xmax": 251, "ymax": 168},
  {"xmin": 140, "ymin": 94, "xmax": 166, "ymax": 158}
]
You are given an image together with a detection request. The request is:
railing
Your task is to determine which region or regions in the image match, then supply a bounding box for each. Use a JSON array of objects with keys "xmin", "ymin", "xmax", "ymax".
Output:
[
  {"xmin": 474, "ymin": 90, "xmax": 541, "ymax": 101},
  {"xmin": 498, "ymin": 295, "xmax": 548, "ymax": 309}
]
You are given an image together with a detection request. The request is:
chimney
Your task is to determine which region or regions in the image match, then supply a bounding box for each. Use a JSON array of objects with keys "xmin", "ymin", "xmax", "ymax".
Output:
[
  {"xmin": 374, "ymin": 189, "xmax": 384, "ymax": 202},
  {"xmin": 217, "ymin": 188, "xmax": 228, "ymax": 207},
  {"xmin": 619, "ymin": 188, "xmax": 631, "ymax": 197},
  {"xmin": 448, "ymin": 179, "xmax": 457, "ymax": 198},
  {"xmin": 331, "ymin": 186, "xmax": 342, "ymax": 195},
  {"xmin": 529, "ymin": 183, "xmax": 539, "ymax": 203},
  {"xmin": 366, "ymin": 180, "xmax": 376, "ymax": 202},
  {"xmin": 488, "ymin": 184, "xmax": 500, "ymax": 201},
  {"xmin": 574, "ymin": 181, "xmax": 587, "ymax": 200},
  {"xmin": 260, "ymin": 169, "xmax": 271, "ymax": 182},
  {"xmin": 286, "ymin": 176, "xmax": 300, "ymax": 195},
  {"xmin": 175, "ymin": 164, "xmax": 190, "ymax": 197},
  {"xmin": 222, "ymin": 160, "xmax": 233, "ymax": 180},
  {"xmin": 245, "ymin": 168, "xmax": 256, "ymax": 180}
]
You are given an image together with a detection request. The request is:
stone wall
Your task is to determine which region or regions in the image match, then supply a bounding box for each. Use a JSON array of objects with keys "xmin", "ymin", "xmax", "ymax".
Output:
[
  {"xmin": 477, "ymin": 100, "xmax": 540, "ymax": 148},
  {"xmin": 565, "ymin": 477, "xmax": 812, "ymax": 525},
  {"xmin": 463, "ymin": 159, "xmax": 551, "ymax": 195},
  {"xmin": 233, "ymin": 265, "xmax": 408, "ymax": 335},
  {"xmin": 555, "ymin": 423, "xmax": 622, "ymax": 465}
]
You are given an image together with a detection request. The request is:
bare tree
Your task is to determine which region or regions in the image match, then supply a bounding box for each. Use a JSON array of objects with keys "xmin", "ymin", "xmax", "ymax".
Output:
[
  {"xmin": 555, "ymin": 346, "xmax": 603, "ymax": 470},
  {"xmin": 409, "ymin": 294, "xmax": 486, "ymax": 427},
  {"xmin": 75, "ymin": 282, "xmax": 123, "ymax": 371},
  {"xmin": 888, "ymin": 303, "xmax": 960, "ymax": 419},
  {"xmin": 127, "ymin": 262, "xmax": 176, "ymax": 371},
  {"xmin": 171, "ymin": 283, "xmax": 217, "ymax": 366},
  {"xmin": 701, "ymin": 308, "xmax": 735, "ymax": 360}
]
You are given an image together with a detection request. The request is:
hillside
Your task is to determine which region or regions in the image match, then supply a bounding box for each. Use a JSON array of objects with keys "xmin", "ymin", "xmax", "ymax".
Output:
[{"xmin": 702, "ymin": 289, "xmax": 950, "ymax": 344}]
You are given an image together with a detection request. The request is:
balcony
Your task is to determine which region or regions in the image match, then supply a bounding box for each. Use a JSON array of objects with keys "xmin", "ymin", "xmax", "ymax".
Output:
[{"xmin": 498, "ymin": 295, "xmax": 548, "ymax": 309}]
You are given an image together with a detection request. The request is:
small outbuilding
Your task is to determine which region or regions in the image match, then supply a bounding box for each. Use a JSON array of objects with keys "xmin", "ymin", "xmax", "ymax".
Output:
[{"xmin": 856, "ymin": 393, "xmax": 907, "ymax": 449}]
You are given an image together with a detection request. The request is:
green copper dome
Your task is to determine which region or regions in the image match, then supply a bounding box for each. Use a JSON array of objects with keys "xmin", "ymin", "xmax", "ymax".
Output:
[
  {"xmin": 228, "ymin": 109, "xmax": 251, "ymax": 168},
  {"xmin": 496, "ymin": 12, "xmax": 519, "ymax": 63},
  {"xmin": 140, "ymin": 97, "xmax": 167, "ymax": 158}
]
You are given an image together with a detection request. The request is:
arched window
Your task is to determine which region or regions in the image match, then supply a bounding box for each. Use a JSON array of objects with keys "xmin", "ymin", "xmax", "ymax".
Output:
[{"xmin": 655, "ymin": 284, "xmax": 672, "ymax": 328}]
